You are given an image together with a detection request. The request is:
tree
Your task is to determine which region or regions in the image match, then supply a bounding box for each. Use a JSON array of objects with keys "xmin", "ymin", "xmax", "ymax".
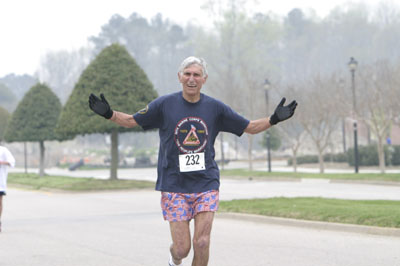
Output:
[
  {"xmin": 282, "ymin": 8, "xmax": 321, "ymax": 82},
  {"xmin": 357, "ymin": 61, "xmax": 397, "ymax": 173},
  {"xmin": 0, "ymin": 106, "xmax": 10, "ymax": 141},
  {"xmin": 260, "ymin": 127, "xmax": 281, "ymax": 151},
  {"xmin": 4, "ymin": 83, "xmax": 62, "ymax": 176},
  {"xmin": 298, "ymin": 74, "xmax": 342, "ymax": 173},
  {"xmin": 56, "ymin": 43, "xmax": 158, "ymax": 180}
]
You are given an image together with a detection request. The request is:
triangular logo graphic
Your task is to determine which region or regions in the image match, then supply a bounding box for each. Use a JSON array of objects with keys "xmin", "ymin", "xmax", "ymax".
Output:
[{"xmin": 183, "ymin": 125, "xmax": 200, "ymax": 146}]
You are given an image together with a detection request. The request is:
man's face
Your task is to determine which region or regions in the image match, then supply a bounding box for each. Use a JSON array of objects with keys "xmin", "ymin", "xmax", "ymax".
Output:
[{"xmin": 178, "ymin": 64, "xmax": 207, "ymax": 98}]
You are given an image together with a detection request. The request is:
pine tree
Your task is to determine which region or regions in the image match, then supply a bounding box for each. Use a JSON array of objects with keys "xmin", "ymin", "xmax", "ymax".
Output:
[
  {"xmin": 4, "ymin": 83, "xmax": 62, "ymax": 176},
  {"xmin": 56, "ymin": 43, "xmax": 158, "ymax": 179}
]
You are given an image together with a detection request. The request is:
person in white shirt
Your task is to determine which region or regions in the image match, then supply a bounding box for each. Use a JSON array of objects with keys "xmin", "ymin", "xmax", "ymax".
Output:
[{"xmin": 0, "ymin": 145, "xmax": 15, "ymax": 232}]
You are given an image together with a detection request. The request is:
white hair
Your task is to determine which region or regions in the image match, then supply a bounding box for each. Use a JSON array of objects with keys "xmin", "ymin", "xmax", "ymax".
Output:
[{"xmin": 178, "ymin": 56, "xmax": 208, "ymax": 77}]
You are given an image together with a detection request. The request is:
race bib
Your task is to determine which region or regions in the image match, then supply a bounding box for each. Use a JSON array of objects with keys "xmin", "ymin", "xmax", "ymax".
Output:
[{"xmin": 179, "ymin": 152, "xmax": 205, "ymax": 172}]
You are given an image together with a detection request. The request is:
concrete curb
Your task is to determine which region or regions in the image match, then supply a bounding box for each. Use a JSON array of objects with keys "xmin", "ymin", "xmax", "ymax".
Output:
[
  {"xmin": 216, "ymin": 212, "xmax": 400, "ymax": 238},
  {"xmin": 330, "ymin": 179, "xmax": 400, "ymax": 187},
  {"xmin": 222, "ymin": 175, "xmax": 400, "ymax": 187}
]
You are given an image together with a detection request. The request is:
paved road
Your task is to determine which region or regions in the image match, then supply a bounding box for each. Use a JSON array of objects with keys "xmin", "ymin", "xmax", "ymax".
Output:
[{"xmin": 1, "ymin": 188, "xmax": 400, "ymax": 266}]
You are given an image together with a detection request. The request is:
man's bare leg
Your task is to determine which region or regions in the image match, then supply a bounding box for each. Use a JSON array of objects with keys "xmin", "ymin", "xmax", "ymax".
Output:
[
  {"xmin": 169, "ymin": 220, "xmax": 191, "ymax": 265},
  {"xmin": 192, "ymin": 212, "xmax": 215, "ymax": 266}
]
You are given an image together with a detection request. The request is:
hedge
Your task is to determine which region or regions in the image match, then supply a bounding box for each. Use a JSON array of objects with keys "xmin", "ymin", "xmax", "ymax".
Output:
[{"xmin": 288, "ymin": 145, "xmax": 399, "ymax": 166}]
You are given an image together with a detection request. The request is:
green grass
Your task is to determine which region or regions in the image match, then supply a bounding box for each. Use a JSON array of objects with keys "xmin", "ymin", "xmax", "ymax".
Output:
[
  {"xmin": 8, "ymin": 173, "xmax": 155, "ymax": 191},
  {"xmin": 221, "ymin": 169, "xmax": 400, "ymax": 182},
  {"xmin": 219, "ymin": 197, "xmax": 400, "ymax": 228}
]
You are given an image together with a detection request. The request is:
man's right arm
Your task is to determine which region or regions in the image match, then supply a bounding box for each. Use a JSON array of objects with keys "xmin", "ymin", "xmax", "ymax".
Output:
[
  {"xmin": 89, "ymin": 93, "xmax": 138, "ymax": 128},
  {"xmin": 109, "ymin": 111, "xmax": 138, "ymax": 128}
]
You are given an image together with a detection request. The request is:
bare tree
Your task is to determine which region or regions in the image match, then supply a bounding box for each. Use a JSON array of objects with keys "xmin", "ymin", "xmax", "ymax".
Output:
[
  {"xmin": 298, "ymin": 74, "xmax": 342, "ymax": 173},
  {"xmin": 357, "ymin": 61, "xmax": 397, "ymax": 173},
  {"xmin": 276, "ymin": 85, "xmax": 306, "ymax": 172},
  {"xmin": 279, "ymin": 120, "xmax": 307, "ymax": 172}
]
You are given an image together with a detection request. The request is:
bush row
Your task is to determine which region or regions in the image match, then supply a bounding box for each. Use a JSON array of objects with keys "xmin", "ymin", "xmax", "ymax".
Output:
[{"xmin": 288, "ymin": 145, "xmax": 400, "ymax": 166}]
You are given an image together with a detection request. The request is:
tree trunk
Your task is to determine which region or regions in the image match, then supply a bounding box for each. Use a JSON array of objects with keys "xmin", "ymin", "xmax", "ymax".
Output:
[
  {"xmin": 110, "ymin": 129, "xmax": 119, "ymax": 180},
  {"xmin": 377, "ymin": 136, "xmax": 386, "ymax": 174},
  {"xmin": 24, "ymin": 142, "xmax": 28, "ymax": 174},
  {"xmin": 235, "ymin": 137, "xmax": 238, "ymax": 160},
  {"xmin": 292, "ymin": 148, "xmax": 298, "ymax": 173},
  {"xmin": 317, "ymin": 149, "xmax": 325, "ymax": 174},
  {"xmin": 39, "ymin": 141, "xmax": 45, "ymax": 176},
  {"xmin": 247, "ymin": 134, "xmax": 253, "ymax": 171}
]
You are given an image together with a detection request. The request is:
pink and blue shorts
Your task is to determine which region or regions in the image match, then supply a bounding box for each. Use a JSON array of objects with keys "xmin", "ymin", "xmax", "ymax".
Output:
[{"xmin": 161, "ymin": 190, "xmax": 219, "ymax": 222}]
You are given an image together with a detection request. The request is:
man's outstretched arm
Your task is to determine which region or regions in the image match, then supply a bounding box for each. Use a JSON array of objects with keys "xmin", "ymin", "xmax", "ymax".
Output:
[
  {"xmin": 244, "ymin": 97, "xmax": 297, "ymax": 135},
  {"xmin": 244, "ymin": 117, "xmax": 271, "ymax": 135},
  {"xmin": 109, "ymin": 111, "xmax": 138, "ymax": 128},
  {"xmin": 89, "ymin": 93, "xmax": 138, "ymax": 128}
]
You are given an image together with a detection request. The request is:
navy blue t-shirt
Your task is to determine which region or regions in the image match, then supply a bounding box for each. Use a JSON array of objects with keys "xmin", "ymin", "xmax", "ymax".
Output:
[{"xmin": 133, "ymin": 92, "xmax": 249, "ymax": 193}]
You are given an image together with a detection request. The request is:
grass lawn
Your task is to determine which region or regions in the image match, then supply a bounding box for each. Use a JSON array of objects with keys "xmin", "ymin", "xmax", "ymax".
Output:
[
  {"xmin": 221, "ymin": 169, "xmax": 400, "ymax": 183},
  {"xmin": 219, "ymin": 197, "xmax": 400, "ymax": 228},
  {"xmin": 8, "ymin": 173, "xmax": 155, "ymax": 191}
]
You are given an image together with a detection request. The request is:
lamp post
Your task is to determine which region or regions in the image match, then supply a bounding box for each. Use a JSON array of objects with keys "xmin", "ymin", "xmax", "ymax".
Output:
[
  {"xmin": 264, "ymin": 79, "xmax": 272, "ymax": 172},
  {"xmin": 348, "ymin": 57, "xmax": 359, "ymax": 173}
]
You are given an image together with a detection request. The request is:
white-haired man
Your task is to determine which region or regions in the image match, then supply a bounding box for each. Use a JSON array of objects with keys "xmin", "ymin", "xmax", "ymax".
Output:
[{"xmin": 89, "ymin": 56, "xmax": 297, "ymax": 266}]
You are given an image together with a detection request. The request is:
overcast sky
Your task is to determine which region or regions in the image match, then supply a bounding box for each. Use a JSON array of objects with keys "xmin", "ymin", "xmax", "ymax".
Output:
[{"xmin": 0, "ymin": 0, "xmax": 383, "ymax": 77}]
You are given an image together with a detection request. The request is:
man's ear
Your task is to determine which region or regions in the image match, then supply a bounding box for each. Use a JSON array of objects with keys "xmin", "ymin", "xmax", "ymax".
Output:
[{"xmin": 177, "ymin": 72, "xmax": 182, "ymax": 83}]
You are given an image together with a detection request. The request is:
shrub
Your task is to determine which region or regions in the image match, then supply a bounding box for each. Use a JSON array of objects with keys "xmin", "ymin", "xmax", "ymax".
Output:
[
  {"xmin": 348, "ymin": 144, "xmax": 399, "ymax": 166},
  {"xmin": 288, "ymin": 153, "xmax": 348, "ymax": 166},
  {"xmin": 288, "ymin": 145, "xmax": 399, "ymax": 166}
]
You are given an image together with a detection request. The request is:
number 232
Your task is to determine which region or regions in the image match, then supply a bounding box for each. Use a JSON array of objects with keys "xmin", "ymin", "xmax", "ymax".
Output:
[{"xmin": 185, "ymin": 154, "xmax": 200, "ymax": 165}]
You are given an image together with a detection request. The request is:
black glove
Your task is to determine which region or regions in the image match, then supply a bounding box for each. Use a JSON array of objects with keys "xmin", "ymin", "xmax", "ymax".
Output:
[
  {"xmin": 88, "ymin": 93, "xmax": 113, "ymax": 119},
  {"xmin": 269, "ymin": 97, "xmax": 297, "ymax": 125}
]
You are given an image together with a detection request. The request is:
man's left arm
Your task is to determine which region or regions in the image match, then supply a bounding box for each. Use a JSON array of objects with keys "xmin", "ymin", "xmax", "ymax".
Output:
[
  {"xmin": 244, "ymin": 117, "xmax": 271, "ymax": 135},
  {"xmin": 244, "ymin": 97, "xmax": 297, "ymax": 135}
]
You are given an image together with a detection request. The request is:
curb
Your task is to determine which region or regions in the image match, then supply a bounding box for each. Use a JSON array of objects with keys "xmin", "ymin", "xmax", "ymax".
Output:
[
  {"xmin": 330, "ymin": 179, "xmax": 400, "ymax": 187},
  {"xmin": 222, "ymin": 176, "xmax": 400, "ymax": 187},
  {"xmin": 216, "ymin": 212, "xmax": 400, "ymax": 238}
]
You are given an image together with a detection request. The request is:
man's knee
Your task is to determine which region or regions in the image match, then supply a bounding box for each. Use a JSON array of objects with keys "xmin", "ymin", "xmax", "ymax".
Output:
[
  {"xmin": 193, "ymin": 235, "xmax": 210, "ymax": 251},
  {"xmin": 172, "ymin": 242, "xmax": 191, "ymax": 259}
]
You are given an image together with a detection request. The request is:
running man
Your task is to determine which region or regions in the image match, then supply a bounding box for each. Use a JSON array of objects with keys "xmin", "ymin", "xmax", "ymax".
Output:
[{"xmin": 89, "ymin": 56, "xmax": 297, "ymax": 266}]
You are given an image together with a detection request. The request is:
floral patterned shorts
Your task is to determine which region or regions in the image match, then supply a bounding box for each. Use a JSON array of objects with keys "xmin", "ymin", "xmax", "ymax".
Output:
[{"xmin": 161, "ymin": 190, "xmax": 219, "ymax": 222}]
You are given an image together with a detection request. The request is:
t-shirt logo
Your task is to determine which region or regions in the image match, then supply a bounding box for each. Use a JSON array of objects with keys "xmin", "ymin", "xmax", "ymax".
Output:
[
  {"xmin": 183, "ymin": 125, "xmax": 201, "ymax": 146},
  {"xmin": 174, "ymin": 117, "xmax": 208, "ymax": 154}
]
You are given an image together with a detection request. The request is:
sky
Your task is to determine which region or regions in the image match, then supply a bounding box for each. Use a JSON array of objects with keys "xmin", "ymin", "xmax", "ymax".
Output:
[{"xmin": 0, "ymin": 0, "xmax": 384, "ymax": 78}]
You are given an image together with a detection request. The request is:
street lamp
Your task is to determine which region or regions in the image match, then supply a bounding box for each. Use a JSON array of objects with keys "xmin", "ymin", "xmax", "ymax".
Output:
[
  {"xmin": 264, "ymin": 79, "xmax": 272, "ymax": 172},
  {"xmin": 348, "ymin": 57, "xmax": 359, "ymax": 173}
]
